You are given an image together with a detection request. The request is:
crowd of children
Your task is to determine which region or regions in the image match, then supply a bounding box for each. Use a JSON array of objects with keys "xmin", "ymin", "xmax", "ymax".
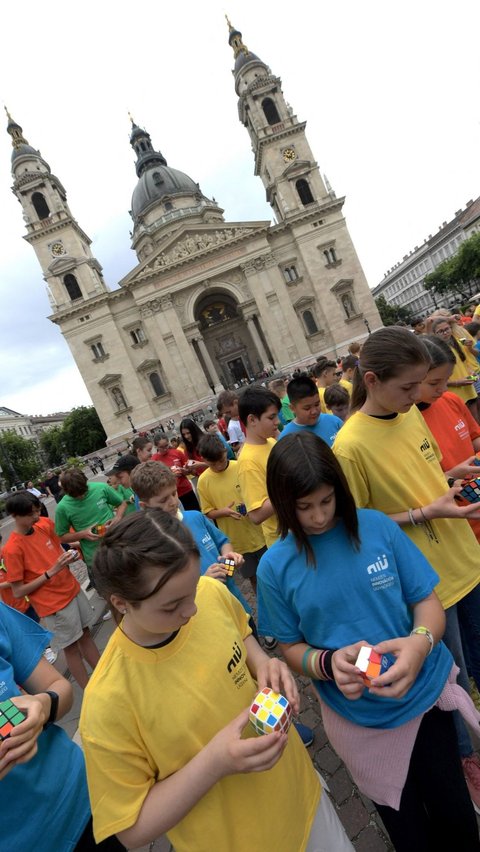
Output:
[{"xmin": 4, "ymin": 309, "xmax": 480, "ymax": 850}]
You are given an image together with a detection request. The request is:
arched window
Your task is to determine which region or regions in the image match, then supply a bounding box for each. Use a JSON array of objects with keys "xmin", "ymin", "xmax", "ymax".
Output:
[
  {"xmin": 296, "ymin": 179, "xmax": 314, "ymax": 206},
  {"xmin": 262, "ymin": 97, "xmax": 281, "ymax": 126},
  {"xmin": 149, "ymin": 372, "xmax": 165, "ymax": 397},
  {"xmin": 303, "ymin": 310, "xmax": 318, "ymax": 335},
  {"xmin": 31, "ymin": 192, "xmax": 50, "ymax": 220},
  {"xmin": 64, "ymin": 274, "xmax": 82, "ymax": 301}
]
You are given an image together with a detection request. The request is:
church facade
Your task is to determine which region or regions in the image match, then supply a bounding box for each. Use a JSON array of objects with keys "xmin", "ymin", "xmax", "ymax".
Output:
[{"xmin": 6, "ymin": 23, "xmax": 381, "ymax": 443}]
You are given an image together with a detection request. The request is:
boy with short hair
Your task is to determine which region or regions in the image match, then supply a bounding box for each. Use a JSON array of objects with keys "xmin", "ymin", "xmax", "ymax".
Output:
[
  {"xmin": 55, "ymin": 468, "xmax": 127, "ymax": 585},
  {"xmin": 203, "ymin": 419, "xmax": 235, "ymax": 459},
  {"xmin": 197, "ymin": 434, "xmax": 266, "ymax": 592},
  {"xmin": 278, "ymin": 377, "xmax": 343, "ymax": 446},
  {"xmin": 323, "ymin": 383, "xmax": 350, "ymax": 422},
  {"xmin": 236, "ymin": 386, "xmax": 280, "ymax": 548},
  {"xmin": 129, "ymin": 461, "xmax": 250, "ymax": 614},
  {"xmin": 312, "ymin": 358, "xmax": 337, "ymax": 412},
  {"xmin": 3, "ymin": 492, "xmax": 100, "ymax": 688},
  {"xmin": 339, "ymin": 354, "xmax": 358, "ymax": 385},
  {"xmin": 216, "ymin": 390, "xmax": 245, "ymax": 451}
]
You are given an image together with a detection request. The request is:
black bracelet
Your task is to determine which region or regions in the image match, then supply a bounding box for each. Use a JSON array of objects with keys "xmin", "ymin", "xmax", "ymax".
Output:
[
  {"xmin": 323, "ymin": 650, "xmax": 335, "ymax": 680},
  {"xmin": 44, "ymin": 571, "xmax": 50, "ymax": 581},
  {"xmin": 43, "ymin": 690, "xmax": 59, "ymax": 729}
]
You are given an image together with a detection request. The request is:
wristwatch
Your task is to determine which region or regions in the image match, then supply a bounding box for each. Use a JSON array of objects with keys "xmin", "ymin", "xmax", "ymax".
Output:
[
  {"xmin": 43, "ymin": 690, "xmax": 59, "ymax": 729},
  {"xmin": 410, "ymin": 626, "xmax": 434, "ymax": 655}
]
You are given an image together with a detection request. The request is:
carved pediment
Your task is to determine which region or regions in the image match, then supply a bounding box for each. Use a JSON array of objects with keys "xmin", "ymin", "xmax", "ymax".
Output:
[
  {"xmin": 98, "ymin": 373, "xmax": 122, "ymax": 387},
  {"xmin": 135, "ymin": 225, "xmax": 260, "ymax": 281},
  {"xmin": 48, "ymin": 255, "xmax": 77, "ymax": 275}
]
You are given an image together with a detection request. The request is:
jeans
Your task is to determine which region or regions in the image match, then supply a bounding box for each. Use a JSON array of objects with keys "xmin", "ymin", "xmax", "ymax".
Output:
[{"xmin": 443, "ymin": 584, "xmax": 480, "ymax": 757}]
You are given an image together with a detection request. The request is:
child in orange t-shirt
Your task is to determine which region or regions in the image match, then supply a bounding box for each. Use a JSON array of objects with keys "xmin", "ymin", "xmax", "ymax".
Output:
[
  {"xmin": 2, "ymin": 492, "xmax": 100, "ymax": 688},
  {"xmin": 417, "ymin": 336, "xmax": 480, "ymax": 542}
]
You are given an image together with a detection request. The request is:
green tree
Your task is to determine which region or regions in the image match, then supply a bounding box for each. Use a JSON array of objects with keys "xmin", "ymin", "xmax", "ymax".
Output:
[
  {"xmin": 39, "ymin": 426, "xmax": 66, "ymax": 467},
  {"xmin": 424, "ymin": 231, "xmax": 480, "ymax": 302},
  {"xmin": 0, "ymin": 431, "xmax": 42, "ymax": 488},
  {"xmin": 60, "ymin": 406, "xmax": 107, "ymax": 457},
  {"xmin": 375, "ymin": 295, "xmax": 412, "ymax": 326}
]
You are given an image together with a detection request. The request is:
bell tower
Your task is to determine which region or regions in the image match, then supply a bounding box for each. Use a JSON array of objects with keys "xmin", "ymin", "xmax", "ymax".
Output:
[
  {"xmin": 227, "ymin": 19, "xmax": 331, "ymax": 222},
  {"xmin": 6, "ymin": 109, "xmax": 109, "ymax": 312}
]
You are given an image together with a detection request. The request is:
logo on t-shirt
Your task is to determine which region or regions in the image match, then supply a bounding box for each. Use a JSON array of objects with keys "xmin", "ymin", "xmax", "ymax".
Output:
[
  {"xmin": 367, "ymin": 554, "xmax": 395, "ymax": 592},
  {"xmin": 226, "ymin": 641, "xmax": 248, "ymax": 689},
  {"xmin": 419, "ymin": 436, "xmax": 436, "ymax": 463},
  {"xmin": 367, "ymin": 554, "xmax": 389, "ymax": 574}
]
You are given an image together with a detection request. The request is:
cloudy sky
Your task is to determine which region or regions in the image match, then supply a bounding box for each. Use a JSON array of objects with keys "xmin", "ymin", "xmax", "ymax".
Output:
[{"xmin": 1, "ymin": 0, "xmax": 479, "ymax": 415}]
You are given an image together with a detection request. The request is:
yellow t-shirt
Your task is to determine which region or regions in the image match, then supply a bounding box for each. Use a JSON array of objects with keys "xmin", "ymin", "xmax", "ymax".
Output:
[
  {"xmin": 80, "ymin": 578, "xmax": 320, "ymax": 851},
  {"xmin": 448, "ymin": 345, "xmax": 478, "ymax": 404},
  {"xmin": 197, "ymin": 461, "xmax": 266, "ymax": 554},
  {"xmin": 333, "ymin": 406, "xmax": 480, "ymax": 609},
  {"xmin": 237, "ymin": 439, "xmax": 279, "ymax": 547}
]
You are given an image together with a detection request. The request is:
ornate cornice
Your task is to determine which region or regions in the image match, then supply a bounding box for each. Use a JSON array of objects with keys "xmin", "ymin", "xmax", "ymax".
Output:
[
  {"xmin": 240, "ymin": 252, "xmax": 277, "ymax": 276},
  {"xmin": 139, "ymin": 293, "xmax": 173, "ymax": 318}
]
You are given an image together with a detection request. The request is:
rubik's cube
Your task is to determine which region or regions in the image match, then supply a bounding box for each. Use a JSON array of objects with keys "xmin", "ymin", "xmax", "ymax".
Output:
[
  {"xmin": 249, "ymin": 687, "xmax": 293, "ymax": 735},
  {"xmin": 459, "ymin": 477, "xmax": 480, "ymax": 503},
  {"xmin": 0, "ymin": 699, "xmax": 26, "ymax": 740},
  {"xmin": 218, "ymin": 557, "xmax": 235, "ymax": 576},
  {"xmin": 473, "ymin": 453, "xmax": 480, "ymax": 467},
  {"xmin": 355, "ymin": 646, "xmax": 393, "ymax": 685}
]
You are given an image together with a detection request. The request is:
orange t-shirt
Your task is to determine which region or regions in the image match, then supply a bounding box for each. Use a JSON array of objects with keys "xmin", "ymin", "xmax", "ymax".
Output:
[
  {"xmin": 3, "ymin": 517, "xmax": 80, "ymax": 617},
  {"xmin": 420, "ymin": 392, "xmax": 480, "ymax": 541}
]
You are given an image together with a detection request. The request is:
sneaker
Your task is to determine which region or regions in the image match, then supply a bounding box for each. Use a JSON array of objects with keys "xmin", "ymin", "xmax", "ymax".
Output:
[
  {"xmin": 294, "ymin": 722, "xmax": 314, "ymax": 747},
  {"xmin": 263, "ymin": 636, "xmax": 278, "ymax": 651},
  {"xmin": 44, "ymin": 647, "xmax": 57, "ymax": 665},
  {"xmin": 102, "ymin": 610, "xmax": 112, "ymax": 621},
  {"xmin": 462, "ymin": 755, "xmax": 480, "ymax": 813}
]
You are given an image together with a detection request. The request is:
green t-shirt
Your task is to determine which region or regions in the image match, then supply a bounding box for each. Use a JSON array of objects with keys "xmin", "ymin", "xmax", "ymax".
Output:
[
  {"xmin": 54, "ymin": 482, "xmax": 124, "ymax": 567},
  {"xmin": 116, "ymin": 484, "xmax": 137, "ymax": 515}
]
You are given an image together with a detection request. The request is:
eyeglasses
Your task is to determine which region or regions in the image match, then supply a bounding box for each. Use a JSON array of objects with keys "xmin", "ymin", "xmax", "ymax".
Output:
[{"xmin": 435, "ymin": 328, "xmax": 451, "ymax": 334}]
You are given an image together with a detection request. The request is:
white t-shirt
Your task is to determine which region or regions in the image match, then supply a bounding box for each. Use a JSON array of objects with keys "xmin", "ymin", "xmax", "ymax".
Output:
[{"xmin": 227, "ymin": 418, "xmax": 245, "ymax": 445}]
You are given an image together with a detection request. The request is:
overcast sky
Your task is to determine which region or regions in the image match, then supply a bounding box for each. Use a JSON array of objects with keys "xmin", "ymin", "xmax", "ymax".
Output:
[{"xmin": 1, "ymin": 0, "xmax": 479, "ymax": 415}]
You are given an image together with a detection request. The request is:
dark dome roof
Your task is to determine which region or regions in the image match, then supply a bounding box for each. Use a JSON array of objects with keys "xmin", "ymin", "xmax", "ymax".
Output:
[
  {"xmin": 11, "ymin": 143, "xmax": 40, "ymax": 163},
  {"xmin": 234, "ymin": 50, "xmax": 263, "ymax": 74},
  {"xmin": 131, "ymin": 165, "xmax": 200, "ymax": 218}
]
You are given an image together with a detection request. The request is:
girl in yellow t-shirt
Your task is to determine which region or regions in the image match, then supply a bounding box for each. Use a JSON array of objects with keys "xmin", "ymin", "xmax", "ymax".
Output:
[
  {"xmin": 79, "ymin": 509, "xmax": 352, "ymax": 852},
  {"xmin": 431, "ymin": 316, "xmax": 479, "ymax": 415},
  {"xmin": 333, "ymin": 326, "xmax": 480, "ymax": 805}
]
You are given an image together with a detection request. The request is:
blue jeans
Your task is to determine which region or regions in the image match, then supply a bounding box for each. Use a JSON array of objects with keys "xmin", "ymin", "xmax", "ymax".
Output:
[{"xmin": 443, "ymin": 584, "xmax": 480, "ymax": 757}]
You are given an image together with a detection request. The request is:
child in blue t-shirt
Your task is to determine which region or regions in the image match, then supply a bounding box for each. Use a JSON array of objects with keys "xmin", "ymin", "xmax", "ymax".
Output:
[
  {"xmin": 130, "ymin": 461, "xmax": 250, "ymax": 614},
  {"xmin": 257, "ymin": 431, "xmax": 479, "ymax": 851},
  {"xmin": 277, "ymin": 376, "xmax": 343, "ymax": 447}
]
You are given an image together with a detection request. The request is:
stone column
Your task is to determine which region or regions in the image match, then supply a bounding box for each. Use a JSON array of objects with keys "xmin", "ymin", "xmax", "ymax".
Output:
[
  {"xmin": 195, "ymin": 336, "xmax": 224, "ymax": 393},
  {"xmin": 245, "ymin": 315, "xmax": 270, "ymax": 368}
]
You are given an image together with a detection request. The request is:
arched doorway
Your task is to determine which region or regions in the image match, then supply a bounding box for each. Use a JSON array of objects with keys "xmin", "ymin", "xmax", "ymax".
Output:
[{"xmin": 194, "ymin": 293, "xmax": 268, "ymax": 387}]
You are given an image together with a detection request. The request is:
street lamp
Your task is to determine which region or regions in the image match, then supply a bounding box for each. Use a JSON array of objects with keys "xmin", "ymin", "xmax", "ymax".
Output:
[
  {"xmin": 364, "ymin": 318, "xmax": 372, "ymax": 335},
  {"xmin": 127, "ymin": 415, "xmax": 137, "ymax": 434}
]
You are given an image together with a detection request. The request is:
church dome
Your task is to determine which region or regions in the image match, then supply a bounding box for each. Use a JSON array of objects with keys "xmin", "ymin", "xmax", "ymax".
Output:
[
  {"xmin": 11, "ymin": 143, "xmax": 41, "ymax": 163},
  {"xmin": 131, "ymin": 165, "xmax": 200, "ymax": 218}
]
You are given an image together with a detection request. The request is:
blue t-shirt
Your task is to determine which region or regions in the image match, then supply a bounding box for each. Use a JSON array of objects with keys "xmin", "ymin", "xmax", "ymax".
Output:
[
  {"xmin": 257, "ymin": 509, "xmax": 453, "ymax": 728},
  {"xmin": 0, "ymin": 603, "xmax": 90, "ymax": 851},
  {"xmin": 277, "ymin": 414, "xmax": 343, "ymax": 447},
  {"xmin": 182, "ymin": 511, "xmax": 251, "ymax": 613}
]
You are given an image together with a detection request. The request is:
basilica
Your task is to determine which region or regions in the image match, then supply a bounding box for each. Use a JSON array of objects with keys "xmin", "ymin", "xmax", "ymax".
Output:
[{"xmin": 6, "ymin": 22, "xmax": 380, "ymax": 443}]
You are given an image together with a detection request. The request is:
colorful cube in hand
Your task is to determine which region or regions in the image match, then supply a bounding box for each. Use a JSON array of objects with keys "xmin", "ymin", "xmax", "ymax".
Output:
[
  {"xmin": 459, "ymin": 477, "xmax": 480, "ymax": 503},
  {"xmin": 355, "ymin": 646, "xmax": 393, "ymax": 685},
  {"xmin": 0, "ymin": 699, "xmax": 26, "ymax": 740},
  {"xmin": 249, "ymin": 687, "xmax": 293, "ymax": 735},
  {"xmin": 473, "ymin": 453, "xmax": 480, "ymax": 467},
  {"xmin": 218, "ymin": 557, "xmax": 235, "ymax": 576}
]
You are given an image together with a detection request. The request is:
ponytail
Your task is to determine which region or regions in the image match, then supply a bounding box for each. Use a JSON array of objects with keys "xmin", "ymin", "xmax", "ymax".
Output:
[{"xmin": 350, "ymin": 328, "xmax": 431, "ymax": 412}]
